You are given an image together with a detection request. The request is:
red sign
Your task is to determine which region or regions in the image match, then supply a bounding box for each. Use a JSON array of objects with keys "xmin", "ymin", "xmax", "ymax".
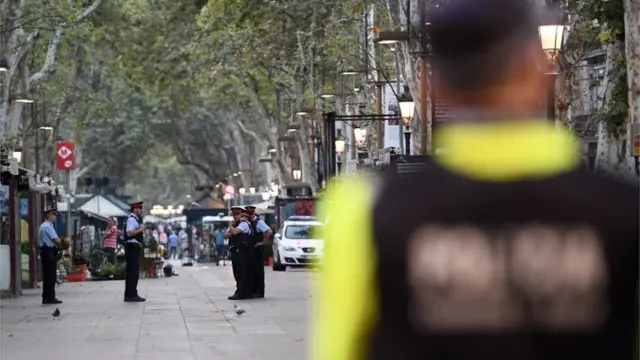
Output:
[
  {"xmin": 634, "ymin": 134, "xmax": 640, "ymax": 156},
  {"xmin": 56, "ymin": 142, "xmax": 76, "ymax": 170}
]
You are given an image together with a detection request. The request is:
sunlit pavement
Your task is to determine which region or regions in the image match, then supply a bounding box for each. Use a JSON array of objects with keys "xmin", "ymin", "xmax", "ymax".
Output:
[{"xmin": 0, "ymin": 262, "xmax": 316, "ymax": 360}]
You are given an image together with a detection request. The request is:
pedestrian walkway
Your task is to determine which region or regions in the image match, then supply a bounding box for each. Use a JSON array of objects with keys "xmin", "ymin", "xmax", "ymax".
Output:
[{"xmin": 0, "ymin": 264, "xmax": 315, "ymax": 360}]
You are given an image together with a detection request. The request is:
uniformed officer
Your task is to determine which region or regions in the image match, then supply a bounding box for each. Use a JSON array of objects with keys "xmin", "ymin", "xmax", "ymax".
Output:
[
  {"xmin": 245, "ymin": 205, "xmax": 272, "ymax": 298},
  {"xmin": 40, "ymin": 208, "xmax": 62, "ymax": 305},
  {"xmin": 123, "ymin": 201, "xmax": 146, "ymax": 302},
  {"xmin": 225, "ymin": 206, "xmax": 252, "ymax": 300},
  {"xmin": 312, "ymin": 0, "xmax": 639, "ymax": 359}
]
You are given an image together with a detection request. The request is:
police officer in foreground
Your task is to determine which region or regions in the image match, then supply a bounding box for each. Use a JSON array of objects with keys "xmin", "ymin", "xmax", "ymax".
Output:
[
  {"xmin": 245, "ymin": 205, "xmax": 272, "ymax": 298},
  {"xmin": 313, "ymin": 0, "xmax": 639, "ymax": 359},
  {"xmin": 225, "ymin": 206, "xmax": 252, "ymax": 300},
  {"xmin": 123, "ymin": 201, "xmax": 146, "ymax": 302},
  {"xmin": 40, "ymin": 208, "xmax": 62, "ymax": 305}
]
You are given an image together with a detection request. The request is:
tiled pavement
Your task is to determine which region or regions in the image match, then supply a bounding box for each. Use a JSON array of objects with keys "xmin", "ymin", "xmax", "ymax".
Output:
[{"xmin": 0, "ymin": 263, "xmax": 316, "ymax": 360}]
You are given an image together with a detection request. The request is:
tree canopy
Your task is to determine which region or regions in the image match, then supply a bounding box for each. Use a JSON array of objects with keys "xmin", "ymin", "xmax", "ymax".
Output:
[{"xmin": 0, "ymin": 0, "xmax": 637, "ymax": 206}]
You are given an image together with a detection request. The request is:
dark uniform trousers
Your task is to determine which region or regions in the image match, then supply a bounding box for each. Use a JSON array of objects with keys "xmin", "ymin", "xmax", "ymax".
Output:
[
  {"xmin": 230, "ymin": 247, "xmax": 243, "ymax": 293},
  {"xmin": 40, "ymin": 246, "xmax": 58, "ymax": 300},
  {"xmin": 231, "ymin": 246, "xmax": 253, "ymax": 297},
  {"xmin": 124, "ymin": 243, "xmax": 141, "ymax": 298},
  {"xmin": 252, "ymin": 247, "xmax": 265, "ymax": 295}
]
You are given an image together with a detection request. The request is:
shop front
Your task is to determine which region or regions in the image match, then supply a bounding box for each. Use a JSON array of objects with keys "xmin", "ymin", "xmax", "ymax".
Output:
[{"xmin": 0, "ymin": 158, "xmax": 57, "ymax": 297}]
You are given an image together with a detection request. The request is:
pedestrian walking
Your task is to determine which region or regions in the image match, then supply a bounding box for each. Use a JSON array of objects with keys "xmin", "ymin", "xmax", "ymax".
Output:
[
  {"xmin": 225, "ymin": 206, "xmax": 252, "ymax": 300},
  {"xmin": 123, "ymin": 201, "xmax": 146, "ymax": 302},
  {"xmin": 245, "ymin": 205, "xmax": 272, "ymax": 298},
  {"xmin": 214, "ymin": 226, "xmax": 228, "ymax": 265},
  {"xmin": 313, "ymin": 0, "xmax": 639, "ymax": 359},
  {"xmin": 103, "ymin": 216, "xmax": 118, "ymax": 264},
  {"xmin": 168, "ymin": 231, "xmax": 179, "ymax": 259},
  {"xmin": 40, "ymin": 208, "xmax": 62, "ymax": 305}
]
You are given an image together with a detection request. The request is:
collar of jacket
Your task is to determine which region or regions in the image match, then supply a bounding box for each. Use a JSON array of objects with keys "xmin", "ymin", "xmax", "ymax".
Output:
[{"xmin": 433, "ymin": 120, "xmax": 581, "ymax": 181}]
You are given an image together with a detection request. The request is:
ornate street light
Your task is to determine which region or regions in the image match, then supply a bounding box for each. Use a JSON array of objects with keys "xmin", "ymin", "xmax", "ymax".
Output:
[
  {"xmin": 374, "ymin": 30, "xmax": 410, "ymax": 45},
  {"xmin": 335, "ymin": 137, "xmax": 346, "ymax": 157},
  {"xmin": 12, "ymin": 148, "xmax": 22, "ymax": 163},
  {"xmin": 239, "ymin": 187, "xmax": 246, "ymax": 195},
  {"xmin": 354, "ymin": 127, "xmax": 367, "ymax": 150},
  {"xmin": 286, "ymin": 123, "xmax": 301, "ymax": 133},
  {"xmin": 292, "ymin": 169, "xmax": 302, "ymax": 181},
  {"xmin": 538, "ymin": 25, "xmax": 566, "ymax": 65},
  {"xmin": 398, "ymin": 86, "xmax": 415, "ymax": 155},
  {"xmin": 296, "ymin": 107, "xmax": 316, "ymax": 116},
  {"xmin": 249, "ymin": 187, "xmax": 256, "ymax": 194},
  {"xmin": 538, "ymin": 3, "xmax": 566, "ymax": 121},
  {"xmin": 13, "ymin": 94, "xmax": 34, "ymax": 103},
  {"xmin": 335, "ymin": 134, "xmax": 346, "ymax": 175}
]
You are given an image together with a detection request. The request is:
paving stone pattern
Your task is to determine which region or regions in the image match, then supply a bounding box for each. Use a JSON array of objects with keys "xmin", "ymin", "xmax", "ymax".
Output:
[{"xmin": 0, "ymin": 263, "xmax": 316, "ymax": 360}]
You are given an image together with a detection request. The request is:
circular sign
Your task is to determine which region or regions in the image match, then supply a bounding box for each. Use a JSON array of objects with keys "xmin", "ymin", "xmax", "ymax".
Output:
[{"xmin": 64, "ymin": 160, "xmax": 72, "ymax": 168}]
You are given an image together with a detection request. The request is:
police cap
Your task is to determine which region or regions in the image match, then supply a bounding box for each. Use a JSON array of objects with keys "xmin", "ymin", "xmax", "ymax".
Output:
[
  {"xmin": 429, "ymin": 0, "xmax": 539, "ymax": 91},
  {"xmin": 430, "ymin": 0, "xmax": 536, "ymax": 56},
  {"xmin": 44, "ymin": 208, "xmax": 57, "ymax": 216},
  {"xmin": 245, "ymin": 206, "xmax": 256, "ymax": 214},
  {"xmin": 130, "ymin": 201, "xmax": 143, "ymax": 210},
  {"xmin": 230, "ymin": 206, "xmax": 244, "ymax": 215}
]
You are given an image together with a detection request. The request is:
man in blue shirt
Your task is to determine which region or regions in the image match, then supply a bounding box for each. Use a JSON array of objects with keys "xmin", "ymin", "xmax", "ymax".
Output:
[
  {"xmin": 245, "ymin": 206, "xmax": 273, "ymax": 298},
  {"xmin": 123, "ymin": 201, "xmax": 145, "ymax": 302},
  {"xmin": 168, "ymin": 231, "xmax": 179, "ymax": 259},
  {"xmin": 39, "ymin": 208, "xmax": 62, "ymax": 304},
  {"xmin": 214, "ymin": 227, "xmax": 228, "ymax": 266}
]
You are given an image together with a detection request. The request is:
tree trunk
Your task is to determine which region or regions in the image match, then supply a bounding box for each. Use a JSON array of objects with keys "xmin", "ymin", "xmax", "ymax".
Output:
[
  {"xmin": 624, "ymin": 0, "xmax": 640, "ymax": 126},
  {"xmin": 594, "ymin": 43, "xmax": 636, "ymax": 178},
  {"xmin": 385, "ymin": 0, "xmax": 423, "ymax": 150}
]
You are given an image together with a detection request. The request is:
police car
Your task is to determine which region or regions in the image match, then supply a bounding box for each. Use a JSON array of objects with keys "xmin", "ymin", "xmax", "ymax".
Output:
[{"xmin": 272, "ymin": 216, "xmax": 323, "ymax": 271}]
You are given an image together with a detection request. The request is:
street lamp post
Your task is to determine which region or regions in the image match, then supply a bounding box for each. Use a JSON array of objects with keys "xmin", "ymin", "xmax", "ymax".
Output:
[
  {"xmin": 538, "ymin": 5, "xmax": 566, "ymax": 122},
  {"xmin": 354, "ymin": 127, "xmax": 367, "ymax": 151},
  {"xmin": 292, "ymin": 169, "xmax": 302, "ymax": 181},
  {"xmin": 239, "ymin": 187, "xmax": 246, "ymax": 205},
  {"xmin": 12, "ymin": 149, "xmax": 22, "ymax": 163},
  {"xmin": 398, "ymin": 86, "xmax": 416, "ymax": 156},
  {"xmin": 335, "ymin": 133, "xmax": 345, "ymax": 176}
]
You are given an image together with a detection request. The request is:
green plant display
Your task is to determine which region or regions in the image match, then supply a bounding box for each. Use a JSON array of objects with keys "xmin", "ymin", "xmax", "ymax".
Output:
[
  {"xmin": 21, "ymin": 242, "xmax": 30, "ymax": 255},
  {"xmin": 88, "ymin": 248, "xmax": 105, "ymax": 274},
  {"xmin": 117, "ymin": 263, "xmax": 126, "ymax": 277},
  {"xmin": 567, "ymin": 0, "xmax": 628, "ymax": 135},
  {"xmin": 146, "ymin": 237, "xmax": 158, "ymax": 252},
  {"xmin": 101, "ymin": 264, "xmax": 119, "ymax": 277},
  {"xmin": 59, "ymin": 259, "xmax": 71, "ymax": 270},
  {"xmin": 74, "ymin": 253, "xmax": 88, "ymax": 265}
]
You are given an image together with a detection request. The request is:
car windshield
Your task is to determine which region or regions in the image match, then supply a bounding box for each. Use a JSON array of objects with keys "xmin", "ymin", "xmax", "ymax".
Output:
[{"xmin": 284, "ymin": 224, "xmax": 322, "ymax": 239}]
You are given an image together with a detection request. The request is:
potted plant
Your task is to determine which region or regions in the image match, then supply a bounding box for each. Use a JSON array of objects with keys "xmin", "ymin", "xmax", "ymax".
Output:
[
  {"xmin": 101, "ymin": 264, "xmax": 118, "ymax": 279},
  {"xmin": 66, "ymin": 268, "xmax": 86, "ymax": 282},
  {"xmin": 59, "ymin": 238, "xmax": 71, "ymax": 250},
  {"xmin": 117, "ymin": 263, "xmax": 126, "ymax": 279},
  {"xmin": 74, "ymin": 253, "xmax": 88, "ymax": 273},
  {"xmin": 146, "ymin": 237, "xmax": 158, "ymax": 252},
  {"xmin": 88, "ymin": 249, "xmax": 105, "ymax": 275}
]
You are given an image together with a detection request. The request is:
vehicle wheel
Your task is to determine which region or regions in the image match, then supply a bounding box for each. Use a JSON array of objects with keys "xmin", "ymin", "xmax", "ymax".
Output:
[{"xmin": 272, "ymin": 252, "xmax": 286, "ymax": 272}]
